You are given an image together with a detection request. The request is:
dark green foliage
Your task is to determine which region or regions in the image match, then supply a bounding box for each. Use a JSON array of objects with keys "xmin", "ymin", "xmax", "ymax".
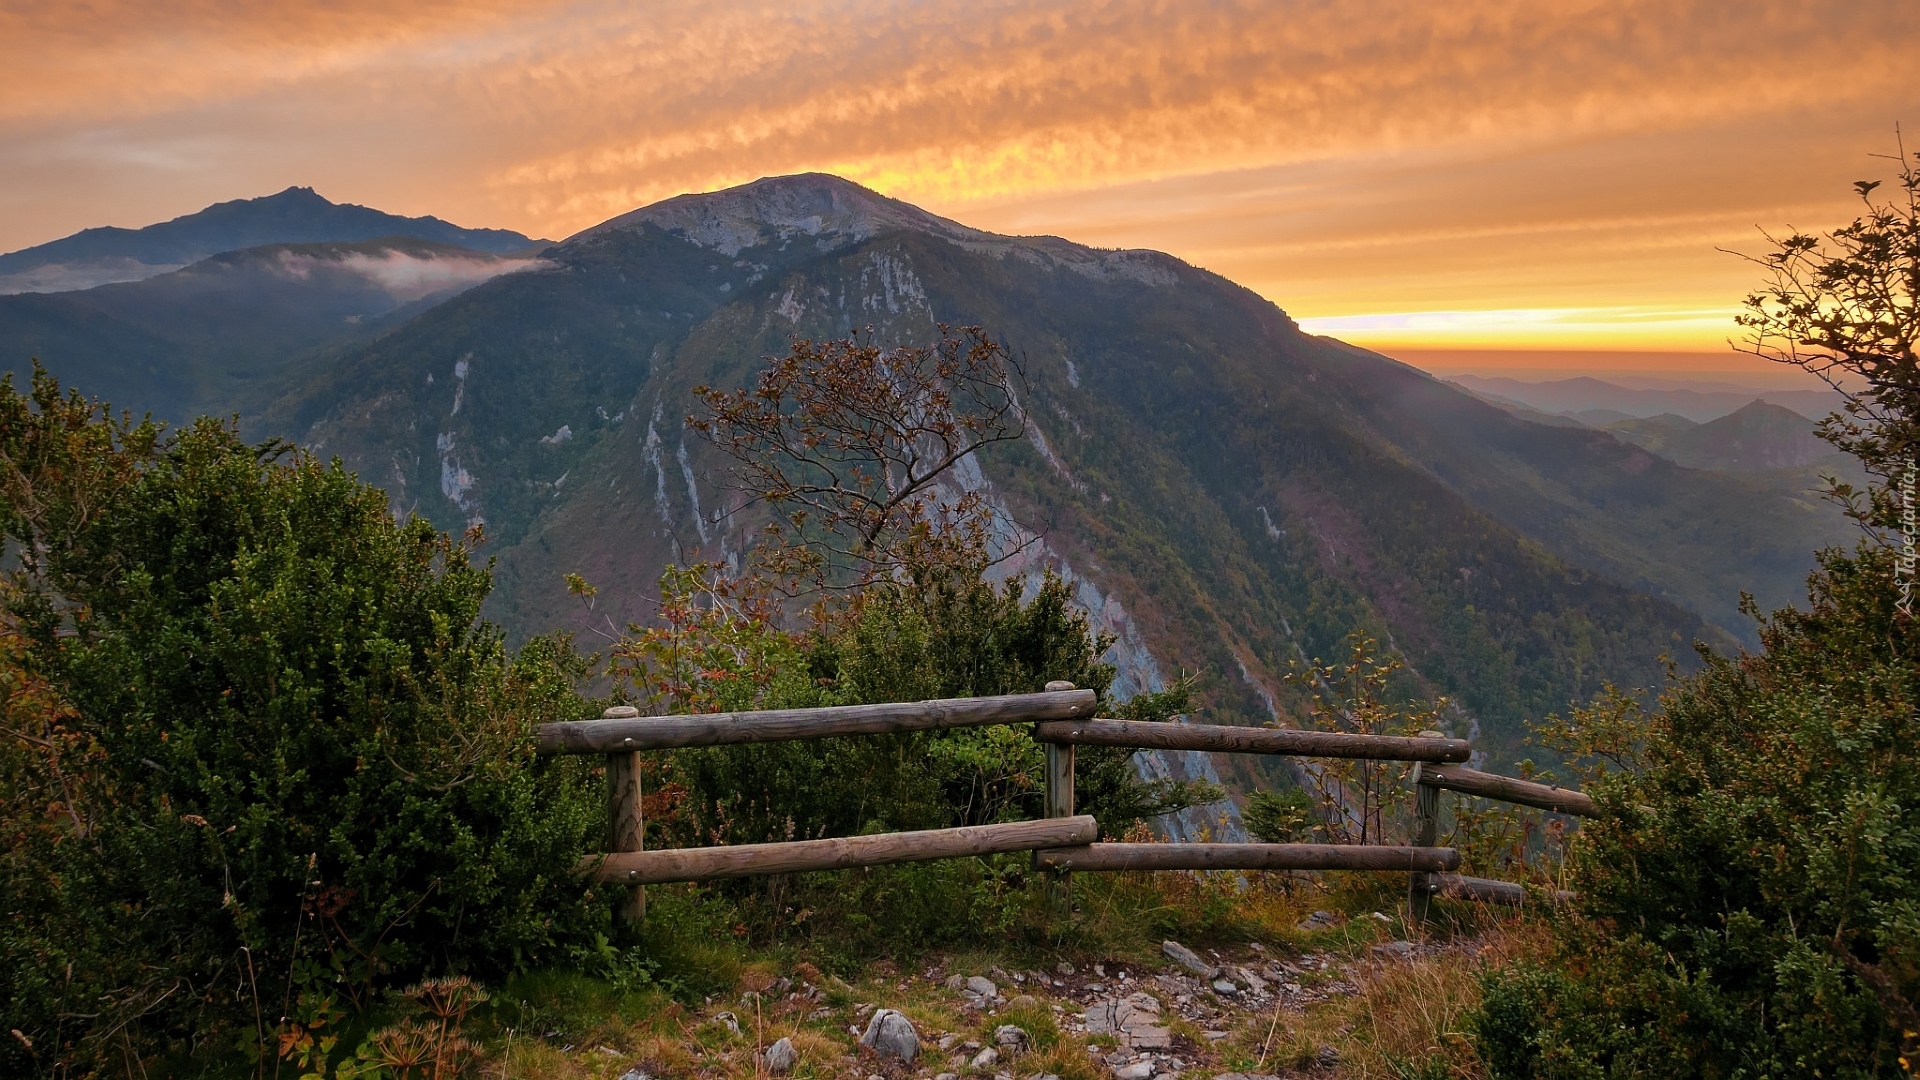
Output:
[
  {"xmin": 1472, "ymin": 546, "xmax": 1920, "ymax": 1078},
  {"xmin": 1472, "ymin": 156, "xmax": 1920, "ymax": 1076},
  {"xmin": 0, "ymin": 294, "xmax": 196, "ymax": 419},
  {"xmin": 1242, "ymin": 786, "xmax": 1318, "ymax": 843},
  {"xmin": 0, "ymin": 370, "xmax": 605, "ymax": 1075},
  {"xmin": 653, "ymin": 569, "xmax": 1218, "ymax": 850},
  {"xmin": 657, "ymin": 570, "xmax": 1120, "ymax": 849},
  {"xmin": 1472, "ymin": 965, "xmax": 1573, "ymax": 1080}
]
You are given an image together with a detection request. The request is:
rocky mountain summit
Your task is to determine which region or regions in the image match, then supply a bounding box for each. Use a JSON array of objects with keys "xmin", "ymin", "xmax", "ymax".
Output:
[
  {"xmin": 577, "ymin": 173, "xmax": 1185, "ymax": 287},
  {"xmin": 579, "ymin": 172, "xmax": 989, "ymax": 255}
]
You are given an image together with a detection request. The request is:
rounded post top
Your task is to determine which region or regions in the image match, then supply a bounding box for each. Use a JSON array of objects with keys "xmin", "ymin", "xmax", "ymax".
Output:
[
  {"xmin": 1044, "ymin": 680, "xmax": 1077, "ymax": 692},
  {"xmin": 604, "ymin": 705, "xmax": 642, "ymax": 719}
]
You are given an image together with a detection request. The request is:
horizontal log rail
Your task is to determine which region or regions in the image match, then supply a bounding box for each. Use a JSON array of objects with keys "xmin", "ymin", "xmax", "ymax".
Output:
[
  {"xmin": 551, "ymin": 683, "xmax": 1581, "ymax": 921},
  {"xmin": 538, "ymin": 689, "xmax": 1096, "ymax": 754},
  {"xmin": 1435, "ymin": 873, "xmax": 1576, "ymax": 906},
  {"xmin": 1418, "ymin": 765, "xmax": 1597, "ymax": 817},
  {"xmin": 1033, "ymin": 718, "xmax": 1471, "ymax": 762},
  {"xmin": 1032, "ymin": 842, "xmax": 1460, "ymax": 874},
  {"xmin": 583, "ymin": 815, "xmax": 1099, "ymax": 885}
]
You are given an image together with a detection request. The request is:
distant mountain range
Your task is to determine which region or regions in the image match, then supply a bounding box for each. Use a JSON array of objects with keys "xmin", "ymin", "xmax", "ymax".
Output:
[
  {"xmin": 1449, "ymin": 374, "xmax": 1858, "ymax": 475},
  {"xmin": 1447, "ymin": 372, "xmax": 1845, "ymax": 424},
  {"xmin": 1606, "ymin": 401, "xmax": 1849, "ymax": 473},
  {"xmin": 0, "ymin": 187, "xmax": 548, "ymax": 294},
  {"xmin": 0, "ymin": 175, "xmax": 1859, "ymax": 807}
]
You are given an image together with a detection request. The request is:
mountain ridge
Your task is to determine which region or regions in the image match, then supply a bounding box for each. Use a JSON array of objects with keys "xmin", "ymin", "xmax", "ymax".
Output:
[
  {"xmin": 1448, "ymin": 372, "xmax": 1844, "ymax": 424},
  {"xmin": 1607, "ymin": 400, "xmax": 1846, "ymax": 472},
  {"xmin": 579, "ymin": 172, "xmax": 988, "ymax": 253},
  {"xmin": 0, "ymin": 187, "xmax": 549, "ymax": 294}
]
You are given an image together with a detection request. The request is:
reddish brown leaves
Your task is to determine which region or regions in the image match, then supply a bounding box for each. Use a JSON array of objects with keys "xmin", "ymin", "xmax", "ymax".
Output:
[{"xmin": 690, "ymin": 326, "xmax": 1023, "ymax": 596}]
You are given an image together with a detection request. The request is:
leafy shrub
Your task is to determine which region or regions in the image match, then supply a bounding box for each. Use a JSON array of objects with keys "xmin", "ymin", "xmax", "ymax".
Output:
[
  {"xmin": 1286, "ymin": 636, "xmax": 1453, "ymax": 845},
  {"xmin": 0, "ymin": 371, "xmax": 605, "ymax": 1075},
  {"xmin": 1472, "ymin": 546, "xmax": 1919, "ymax": 1077},
  {"xmin": 1243, "ymin": 786, "xmax": 1317, "ymax": 843}
]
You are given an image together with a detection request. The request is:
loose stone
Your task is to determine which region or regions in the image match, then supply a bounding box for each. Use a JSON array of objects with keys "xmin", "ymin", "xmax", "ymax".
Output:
[
  {"xmin": 764, "ymin": 1037, "xmax": 798, "ymax": 1075},
  {"xmin": 860, "ymin": 1009, "xmax": 921, "ymax": 1062},
  {"xmin": 1161, "ymin": 941, "xmax": 1217, "ymax": 979}
]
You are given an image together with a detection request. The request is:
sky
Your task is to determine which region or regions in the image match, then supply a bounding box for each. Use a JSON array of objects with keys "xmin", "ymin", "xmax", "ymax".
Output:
[{"xmin": 3, "ymin": 0, "xmax": 1916, "ymax": 380}]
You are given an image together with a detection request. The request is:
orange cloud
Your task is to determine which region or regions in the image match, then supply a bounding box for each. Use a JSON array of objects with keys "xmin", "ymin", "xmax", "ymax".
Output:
[
  {"xmin": 0, "ymin": 0, "xmax": 564, "ymax": 123},
  {"xmin": 1, "ymin": 0, "xmax": 1916, "ymax": 359}
]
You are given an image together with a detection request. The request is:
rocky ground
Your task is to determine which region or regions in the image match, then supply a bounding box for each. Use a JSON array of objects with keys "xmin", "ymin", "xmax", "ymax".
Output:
[{"xmin": 532, "ymin": 907, "xmax": 1503, "ymax": 1080}]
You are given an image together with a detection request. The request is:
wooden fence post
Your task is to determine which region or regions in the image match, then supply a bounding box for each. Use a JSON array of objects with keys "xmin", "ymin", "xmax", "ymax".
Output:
[
  {"xmin": 1408, "ymin": 730, "xmax": 1444, "ymax": 925},
  {"xmin": 604, "ymin": 705, "xmax": 646, "ymax": 923},
  {"xmin": 1042, "ymin": 680, "xmax": 1077, "ymax": 916}
]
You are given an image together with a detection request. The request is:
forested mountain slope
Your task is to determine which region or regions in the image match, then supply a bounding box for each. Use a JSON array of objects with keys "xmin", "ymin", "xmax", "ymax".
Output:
[
  {"xmin": 255, "ymin": 174, "xmax": 1850, "ymax": 770},
  {"xmin": 0, "ymin": 237, "xmax": 548, "ymax": 419},
  {"xmin": 1308, "ymin": 350, "xmax": 1847, "ymax": 640}
]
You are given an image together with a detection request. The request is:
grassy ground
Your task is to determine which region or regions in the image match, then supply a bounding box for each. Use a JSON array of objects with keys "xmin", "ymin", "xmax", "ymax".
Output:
[{"xmin": 381, "ymin": 870, "xmax": 1548, "ymax": 1080}]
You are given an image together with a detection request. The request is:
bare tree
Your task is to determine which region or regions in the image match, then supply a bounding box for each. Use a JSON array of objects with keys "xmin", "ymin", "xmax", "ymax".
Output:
[{"xmin": 689, "ymin": 326, "xmax": 1026, "ymax": 594}]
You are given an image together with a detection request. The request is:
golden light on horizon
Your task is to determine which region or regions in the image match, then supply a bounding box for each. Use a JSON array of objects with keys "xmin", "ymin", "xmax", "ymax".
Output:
[
  {"xmin": 1295, "ymin": 306, "xmax": 1741, "ymax": 352},
  {"xmin": 2, "ymin": 0, "xmax": 1916, "ymax": 367}
]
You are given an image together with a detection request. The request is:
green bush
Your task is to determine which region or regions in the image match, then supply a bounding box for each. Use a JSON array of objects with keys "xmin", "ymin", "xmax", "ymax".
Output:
[
  {"xmin": 0, "ymin": 371, "xmax": 606, "ymax": 1075},
  {"xmin": 1472, "ymin": 546, "xmax": 1919, "ymax": 1077},
  {"xmin": 1243, "ymin": 786, "xmax": 1318, "ymax": 843}
]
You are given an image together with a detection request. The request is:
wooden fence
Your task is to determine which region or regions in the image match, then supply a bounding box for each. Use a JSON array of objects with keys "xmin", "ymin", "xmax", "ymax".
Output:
[
  {"xmin": 1407, "ymin": 738, "xmax": 1595, "ymax": 919},
  {"xmin": 534, "ymin": 683, "xmax": 1590, "ymax": 922}
]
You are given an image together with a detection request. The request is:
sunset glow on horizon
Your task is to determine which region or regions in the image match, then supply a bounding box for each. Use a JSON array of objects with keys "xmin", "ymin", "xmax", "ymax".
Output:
[{"xmin": 3, "ymin": 0, "xmax": 1916, "ymax": 372}]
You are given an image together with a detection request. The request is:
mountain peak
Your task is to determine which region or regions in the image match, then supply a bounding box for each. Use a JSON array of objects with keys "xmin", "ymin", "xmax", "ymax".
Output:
[
  {"xmin": 579, "ymin": 172, "xmax": 987, "ymax": 255},
  {"xmin": 1, "ymin": 189, "xmax": 545, "ymax": 294},
  {"xmin": 1720, "ymin": 398, "xmax": 1808, "ymax": 424},
  {"xmin": 192, "ymin": 185, "xmax": 339, "ymax": 221},
  {"xmin": 262, "ymin": 185, "xmax": 329, "ymax": 204}
]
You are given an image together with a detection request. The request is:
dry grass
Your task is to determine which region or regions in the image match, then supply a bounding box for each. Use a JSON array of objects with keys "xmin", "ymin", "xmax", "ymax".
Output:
[
  {"xmin": 471, "ymin": 873, "xmax": 1552, "ymax": 1080},
  {"xmin": 1255, "ymin": 917, "xmax": 1548, "ymax": 1079}
]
